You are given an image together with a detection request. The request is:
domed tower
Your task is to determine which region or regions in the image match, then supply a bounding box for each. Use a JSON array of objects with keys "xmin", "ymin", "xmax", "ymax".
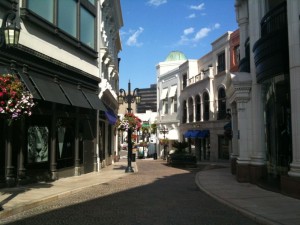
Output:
[{"xmin": 165, "ymin": 51, "xmax": 187, "ymax": 62}]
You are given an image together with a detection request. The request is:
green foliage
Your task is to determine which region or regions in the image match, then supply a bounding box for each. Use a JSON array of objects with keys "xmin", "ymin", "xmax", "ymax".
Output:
[{"xmin": 172, "ymin": 141, "xmax": 189, "ymax": 153}]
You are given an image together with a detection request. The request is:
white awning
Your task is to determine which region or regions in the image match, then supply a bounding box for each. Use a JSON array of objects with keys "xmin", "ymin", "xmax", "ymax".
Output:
[
  {"xmin": 160, "ymin": 88, "xmax": 168, "ymax": 100},
  {"xmin": 168, "ymin": 85, "xmax": 177, "ymax": 98}
]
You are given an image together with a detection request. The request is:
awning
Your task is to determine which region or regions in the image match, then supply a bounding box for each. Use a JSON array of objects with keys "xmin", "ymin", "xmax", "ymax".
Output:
[
  {"xmin": 17, "ymin": 71, "xmax": 41, "ymax": 99},
  {"xmin": 184, "ymin": 130, "xmax": 209, "ymax": 138},
  {"xmin": 168, "ymin": 85, "xmax": 177, "ymax": 98},
  {"xmin": 60, "ymin": 81, "xmax": 91, "ymax": 108},
  {"xmin": 160, "ymin": 88, "xmax": 168, "ymax": 100},
  {"xmin": 30, "ymin": 73, "xmax": 70, "ymax": 105},
  {"xmin": 105, "ymin": 109, "xmax": 118, "ymax": 125},
  {"xmin": 83, "ymin": 90, "xmax": 107, "ymax": 111}
]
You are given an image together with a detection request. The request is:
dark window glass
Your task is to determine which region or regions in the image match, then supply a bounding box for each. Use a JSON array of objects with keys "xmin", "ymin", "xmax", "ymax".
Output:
[
  {"xmin": 182, "ymin": 100, "xmax": 187, "ymax": 123},
  {"xmin": 182, "ymin": 74, "xmax": 187, "ymax": 89},
  {"xmin": 217, "ymin": 88, "xmax": 227, "ymax": 120},
  {"xmin": 203, "ymin": 92, "xmax": 209, "ymax": 121},
  {"xmin": 80, "ymin": 6, "xmax": 95, "ymax": 48},
  {"xmin": 217, "ymin": 52, "xmax": 226, "ymax": 73},
  {"xmin": 58, "ymin": 0, "xmax": 77, "ymax": 37},
  {"xmin": 188, "ymin": 97, "xmax": 193, "ymax": 122},
  {"xmin": 196, "ymin": 95, "xmax": 201, "ymax": 121},
  {"xmin": 28, "ymin": 0, "xmax": 54, "ymax": 23}
]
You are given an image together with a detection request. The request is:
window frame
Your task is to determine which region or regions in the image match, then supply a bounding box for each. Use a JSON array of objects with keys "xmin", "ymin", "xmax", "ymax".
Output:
[{"xmin": 21, "ymin": 0, "xmax": 97, "ymax": 58}]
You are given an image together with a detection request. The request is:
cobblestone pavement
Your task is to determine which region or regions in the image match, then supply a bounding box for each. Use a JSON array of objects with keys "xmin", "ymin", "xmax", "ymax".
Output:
[{"xmin": 1, "ymin": 160, "xmax": 260, "ymax": 225}]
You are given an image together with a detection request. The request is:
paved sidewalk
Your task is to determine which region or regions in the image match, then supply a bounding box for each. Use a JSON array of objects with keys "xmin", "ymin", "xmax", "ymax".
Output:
[
  {"xmin": 195, "ymin": 164, "xmax": 300, "ymax": 225},
  {"xmin": 0, "ymin": 159, "xmax": 136, "ymax": 220}
]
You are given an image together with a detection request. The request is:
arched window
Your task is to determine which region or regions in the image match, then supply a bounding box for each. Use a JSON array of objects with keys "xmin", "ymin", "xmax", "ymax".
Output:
[
  {"xmin": 195, "ymin": 95, "xmax": 201, "ymax": 121},
  {"xmin": 203, "ymin": 92, "xmax": 209, "ymax": 121},
  {"xmin": 188, "ymin": 97, "xmax": 194, "ymax": 122},
  {"xmin": 182, "ymin": 100, "xmax": 187, "ymax": 123},
  {"xmin": 217, "ymin": 87, "xmax": 226, "ymax": 120}
]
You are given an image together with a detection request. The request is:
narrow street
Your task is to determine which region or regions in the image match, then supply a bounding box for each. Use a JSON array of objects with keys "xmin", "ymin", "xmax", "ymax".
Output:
[{"xmin": 1, "ymin": 160, "xmax": 259, "ymax": 225}]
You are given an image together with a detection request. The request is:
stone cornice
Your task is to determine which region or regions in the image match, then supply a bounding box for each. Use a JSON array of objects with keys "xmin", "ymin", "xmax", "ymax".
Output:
[{"xmin": 226, "ymin": 72, "xmax": 252, "ymax": 104}]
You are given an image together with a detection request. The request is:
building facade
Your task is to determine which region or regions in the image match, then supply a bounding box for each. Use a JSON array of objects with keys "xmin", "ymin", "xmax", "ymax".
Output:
[
  {"xmin": 228, "ymin": 0, "xmax": 300, "ymax": 198},
  {"xmin": 0, "ymin": 0, "xmax": 122, "ymax": 187},
  {"xmin": 136, "ymin": 84, "xmax": 157, "ymax": 113},
  {"xmin": 180, "ymin": 31, "xmax": 237, "ymax": 162}
]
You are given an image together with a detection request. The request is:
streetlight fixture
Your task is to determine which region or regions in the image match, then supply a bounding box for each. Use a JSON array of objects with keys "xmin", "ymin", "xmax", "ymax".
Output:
[
  {"xmin": 118, "ymin": 80, "xmax": 141, "ymax": 173},
  {"xmin": 160, "ymin": 126, "xmax": 169, "ymax": 160},
  {"xmin": 0, "ymin": 11, "xmax": 20, "ymax": 48}
]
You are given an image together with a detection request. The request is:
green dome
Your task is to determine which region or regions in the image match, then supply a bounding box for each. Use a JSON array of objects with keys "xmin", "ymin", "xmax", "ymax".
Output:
[{"xmin": 165, "ymin": 51, "xmax": 187, "ymax": 62}]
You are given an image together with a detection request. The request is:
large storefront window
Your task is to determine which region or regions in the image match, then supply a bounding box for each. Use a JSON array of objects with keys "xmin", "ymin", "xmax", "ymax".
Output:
[
  {"xmin": 58, "ymin": 0, "xmax": 77, "ymax": 37},
  {"xmin": 27, "ymin": 126, "xmax": 49, "ymax": 163},
  {"xmin": 263, "ymin": 74, "xmax": 292, "ymax": 176},
  {"xmin": 28, "ymin": 0, "xmax": 54, "ymax": 23},
  {"xmin": 56, "ymin": 118, "xmax": 75, "ymax": 168}
]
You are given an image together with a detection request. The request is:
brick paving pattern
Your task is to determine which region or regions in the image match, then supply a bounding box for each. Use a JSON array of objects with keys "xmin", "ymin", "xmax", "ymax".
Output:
[{"xmin": 1, "ymin": 160, "xmax": 259, "ymax": 225}]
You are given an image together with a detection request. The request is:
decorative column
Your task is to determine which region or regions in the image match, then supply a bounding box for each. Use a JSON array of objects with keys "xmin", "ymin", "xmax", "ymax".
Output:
[
  {"xmin": 18, "ymin": 118, "xmax": 27, "ymax": 184},
  {"xmin": 287, "ymin": 0, "xmax": 300, "ymax": 178},
  {"xmin": 50, "ymin": 104, "xmax": 58, "ymax": 180},
  {"xmin": 5, "ymin": 121, "xmax": 15, "ymax": 187},
  {"xmin": 230, "ymin": 105, "xmax": 239, "ymax": 174},
  {"xmin": 250, "ymin": 84, "xmax": 267, "ymax": 183},
  {"xmin": 74, "ymin": 108, "xmax": 81, "ymax": 176},
  {"xmin": 236, "ymin": 99, "xmax": 251, "ymax": 182}
]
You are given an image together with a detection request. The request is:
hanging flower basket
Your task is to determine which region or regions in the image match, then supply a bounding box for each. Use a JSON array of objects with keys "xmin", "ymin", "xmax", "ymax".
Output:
[
  {"xmin": 0, "ymin": 74, "xmax": 35, "ymax": 121},
  {"xmin": 159, "ymin": 138, "xmax": 169, "ymax": 146},
  {"xmin": 117, "ymin": 113, "xmax": 142, "ymax": 131}
]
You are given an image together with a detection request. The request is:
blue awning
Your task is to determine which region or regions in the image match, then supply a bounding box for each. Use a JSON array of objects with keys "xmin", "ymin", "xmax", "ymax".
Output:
[
  {"xmin": 184, "ymin": 130, "xmax": 209, "ymax": 138},
  {"xmin": 105, "ymin": 110, "xmax": 118, "ymax": 125}
]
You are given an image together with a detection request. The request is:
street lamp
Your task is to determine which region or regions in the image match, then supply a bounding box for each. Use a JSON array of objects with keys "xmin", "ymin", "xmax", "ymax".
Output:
[
  {"xmin": 0, "ymin": 11, "xmax": 20, "ymax": 48},
  {"xmin": 160, "ymin": 127, "xmax": 169, "ymax": 160},
  {"xmin": 118, "ymin": 80, "xmax": 141, "ymax": 173}
]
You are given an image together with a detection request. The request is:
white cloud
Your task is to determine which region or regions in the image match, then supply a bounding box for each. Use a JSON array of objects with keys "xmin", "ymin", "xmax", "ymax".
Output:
[
  {"xmin": 147, "ymin": 0, "xmax": 167, "ymax": 7},
  {"xmin": 184, "ymin": 27, "xmax": 194, "ymax": 35},
  {"xmin": 194, "ymin": 27, "xmax": 211, "ymax": 41},
  {"xmin": 214, "ymin": 23, "xmax": 220, "ymax": 29},
  {"xmin": 187, "ymin": 13, "xmax": 196, "ymax": 19},
  {"xmin": 177, "ymin": 23, "xmax": 219, "ymax": 46},
  {"xmin": 190, "ymin": 3, "xmax": 205, "ymax": 10},
  {"xmin": 126, "ymin": 27, "xmax": 144, "ymax": 47}
]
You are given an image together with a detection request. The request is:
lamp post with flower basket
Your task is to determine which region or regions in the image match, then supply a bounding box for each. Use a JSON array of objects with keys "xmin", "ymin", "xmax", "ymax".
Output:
[
  {"xmin": 117, "ymin": 81, "xmax": 141, "ymax": 173},
  {"xmin": 160, "ymin": 127, "xmax": 169, "ymax": 160}
]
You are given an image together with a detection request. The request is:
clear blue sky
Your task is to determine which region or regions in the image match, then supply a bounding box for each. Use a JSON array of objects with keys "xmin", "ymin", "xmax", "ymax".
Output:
[{"xmin": 119, "ymin": 0, "xmax": 238, "ymax": 90}]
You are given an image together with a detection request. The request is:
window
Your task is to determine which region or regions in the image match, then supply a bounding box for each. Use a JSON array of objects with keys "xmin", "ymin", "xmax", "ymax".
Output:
[
  {"xmin": 203, "ymin": 92, "xmax": 209, "ymax": 121},
  {"xmin": 164, "ymin": 101, "xmax": 168, "ymax": 114},
  {"xmin": 217, "ymin": 52, "xmax": 226, "ymax": 73},
  {"xmin": 27, "ymin": 0, "xmax": 96, "ymax": 50},
  {"xmin": 217, "ymin": 88, "xmax": 227, "ymax": 120},
  {"xmin": 173, "ymin": 97, "xmax": 177, "ymax": 113},
  {"xmin": 182, "ymin": 74, "xmax": 187, "ymax": 89},
  {"xmin": 188, "ymin": 97, "xmax": 193, "ymax": 122},
  {"xmin": 58, "ymin": 0, "xmax": 77, "ymax": 37},
  {"xmin": 28, "ymin": 126, "xmax": 49, "ymax": 163},
  {"xmin": 80, "ymin": 6, "xmax": 95, "ymax": 48},
  {"xmin": 196, "ymin": 95, "xmax": 201, "ymax": 121},
  {"xmin": 234, "ymin": 45, "xmax": 240, "ymax": 66},
  {"xmin": 182, "ymin": 100, "xmax": 187, "ymax": 123},
  {"xmin": 28, "ymin": 0, "xmax": 54, "ymax": 23}
]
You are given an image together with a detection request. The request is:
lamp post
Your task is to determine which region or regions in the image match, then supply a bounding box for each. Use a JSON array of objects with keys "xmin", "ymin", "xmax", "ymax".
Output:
[
  {"xmin": 118, "ymin": 81, "xmax": 140, "ymax": 173},
  {"xmin": 0, "ymin": 11, "xmax": 20, "ymax": 48},
  {"xmin": 160, "ymin": 127, "xmax": 169, "ymax": 160}
]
